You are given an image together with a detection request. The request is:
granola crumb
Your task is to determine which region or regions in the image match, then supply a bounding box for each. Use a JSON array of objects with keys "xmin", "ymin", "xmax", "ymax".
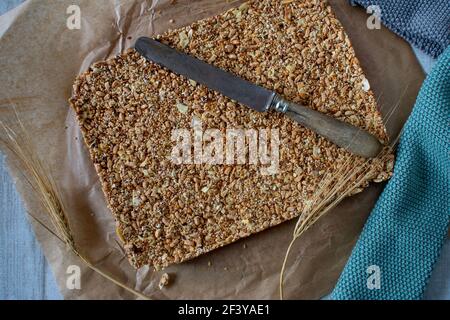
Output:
[{"xmin": 158, "ymin": 273, "xmax": 170, "ymax": 290}]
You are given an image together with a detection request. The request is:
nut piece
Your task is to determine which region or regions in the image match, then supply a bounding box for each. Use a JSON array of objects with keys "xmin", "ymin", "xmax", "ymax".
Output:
[{"xmin": 158, "ymin": 273, "xmax": 170, "ymax": 290}]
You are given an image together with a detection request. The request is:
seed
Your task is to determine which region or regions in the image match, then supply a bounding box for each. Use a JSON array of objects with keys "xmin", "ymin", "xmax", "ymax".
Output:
[{"xmin": 224, "ymin": 44, "xmax": 235, "ymax": 53}]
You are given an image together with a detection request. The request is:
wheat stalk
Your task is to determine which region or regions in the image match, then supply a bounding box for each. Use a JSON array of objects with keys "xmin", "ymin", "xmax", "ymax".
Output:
[
  {"xmin": 0, "ymin": 115, "xmax": 149, "ymax": 300},
  {"xmin": 278, "ymin": 145, "xmax": 395, "ymax": 299}
]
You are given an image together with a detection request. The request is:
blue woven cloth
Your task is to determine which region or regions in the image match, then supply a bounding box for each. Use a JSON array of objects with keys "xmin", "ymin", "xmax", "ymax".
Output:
[
  {"xmin": 331, "ymin": 46, "xmax": 450, "ymax": 300},
  {"xmin": 350, "ymin": 0, "xmax": 450, "ymax": 58}
]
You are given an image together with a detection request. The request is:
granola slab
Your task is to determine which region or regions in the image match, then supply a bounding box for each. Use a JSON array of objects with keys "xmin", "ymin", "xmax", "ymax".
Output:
[{"xmin": 69, "ymin": 0, "xmax": 393, "ymax": 269}]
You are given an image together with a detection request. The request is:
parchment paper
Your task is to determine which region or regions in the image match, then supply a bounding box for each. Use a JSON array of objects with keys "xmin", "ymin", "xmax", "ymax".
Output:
[{"xmin": 0, "ymin": 0, "xmax": 424, "ymax": 299}]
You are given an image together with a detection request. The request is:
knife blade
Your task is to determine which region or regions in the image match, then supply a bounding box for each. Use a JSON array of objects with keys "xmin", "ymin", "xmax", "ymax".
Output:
[
  {"xmin": 135, "ymin": 37, "xmax": 382, "ymax": 158},
  {"xmin": 135, "ymin": 37, "xmax": 275, "ymax": 112}
]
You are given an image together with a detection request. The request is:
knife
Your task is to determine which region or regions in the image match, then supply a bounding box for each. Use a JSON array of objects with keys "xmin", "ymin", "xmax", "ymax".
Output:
[{"xmin": 135, "ymin": 37, "xmax": 382, "ymax": 158}]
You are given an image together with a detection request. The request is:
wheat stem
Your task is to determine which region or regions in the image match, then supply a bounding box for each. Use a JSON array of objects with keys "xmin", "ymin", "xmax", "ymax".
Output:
[
  {"xmin": 279, "ymin": 146, "xmax": 393, "ymax": 299},
  {"xmin": 0, "ymin": 117, "xmax": 150, "ymax": 300}
]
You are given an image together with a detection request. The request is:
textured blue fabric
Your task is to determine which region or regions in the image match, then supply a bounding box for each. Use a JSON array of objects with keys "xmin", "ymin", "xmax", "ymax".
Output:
[
  {"xmin": 350, "ymin": 0, "xmax": 450, "ymax": 58},
  {"xmin": 331, "ymin": 46, "xmax": 450, "ymax": 300}
]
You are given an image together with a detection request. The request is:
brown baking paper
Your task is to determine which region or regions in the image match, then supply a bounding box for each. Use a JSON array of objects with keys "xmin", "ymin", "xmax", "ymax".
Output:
[{"xmin": 0, "ymin": 0, "xmax": 424, "ymax": 299}]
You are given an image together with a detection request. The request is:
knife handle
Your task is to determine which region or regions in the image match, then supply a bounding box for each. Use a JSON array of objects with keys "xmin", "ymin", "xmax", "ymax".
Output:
[{"xmin": 271, "ymin": 95, "xmax": 382, "ymax": 158}]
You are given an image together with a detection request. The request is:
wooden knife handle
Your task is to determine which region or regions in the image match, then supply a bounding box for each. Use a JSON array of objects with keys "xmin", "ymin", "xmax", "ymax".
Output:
[{"xmin": 272, "ymin": 95, "xmax": 382, "ymax": 158}]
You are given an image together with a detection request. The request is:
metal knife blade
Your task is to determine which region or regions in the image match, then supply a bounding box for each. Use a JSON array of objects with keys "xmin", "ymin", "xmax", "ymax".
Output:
[{"xmin": 135, "ymin": 37, "xmax": 275, "ymax": 112}]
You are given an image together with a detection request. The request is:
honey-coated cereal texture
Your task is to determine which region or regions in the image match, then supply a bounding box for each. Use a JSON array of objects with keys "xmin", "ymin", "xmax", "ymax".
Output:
[{"xmin": 69, "ymin": 0, "xmax": 394, "ymax": 269}]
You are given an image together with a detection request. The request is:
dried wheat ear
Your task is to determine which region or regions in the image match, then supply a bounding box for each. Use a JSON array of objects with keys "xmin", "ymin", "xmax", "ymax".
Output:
[{"xmin": 69, "ymin": 0, "xmax": 394, "ymax": 269}]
